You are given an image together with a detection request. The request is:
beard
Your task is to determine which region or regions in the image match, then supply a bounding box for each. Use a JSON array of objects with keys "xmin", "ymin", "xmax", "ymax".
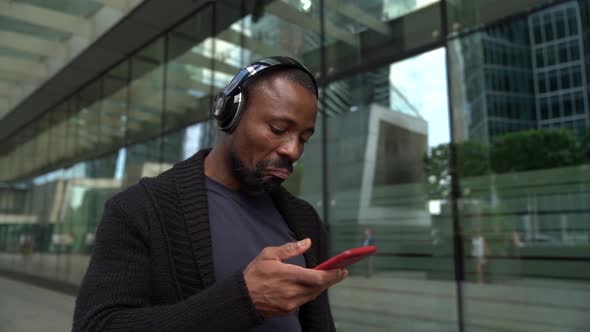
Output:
[{"xmin": 229, "ymin": 146, "xmax": 293, "ymax": 193}]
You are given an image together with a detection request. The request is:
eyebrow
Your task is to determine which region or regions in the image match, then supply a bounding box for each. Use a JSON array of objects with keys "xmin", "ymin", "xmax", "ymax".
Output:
[{"xmin": 273, "ymin": 117, "xmax": 315, "ymax": 135}]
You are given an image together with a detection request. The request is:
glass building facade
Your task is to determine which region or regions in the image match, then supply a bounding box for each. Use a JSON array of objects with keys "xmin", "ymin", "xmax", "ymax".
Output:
[{"xmin": 0, "ymin": 0, "xmax": 589, "ymax": 331}]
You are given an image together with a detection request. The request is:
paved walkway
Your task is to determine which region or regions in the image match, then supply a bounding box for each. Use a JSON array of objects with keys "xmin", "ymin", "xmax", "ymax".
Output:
[
  {"xmin": 0, "ymin": 276, "xmax": 75, "ymax": 332},
  {"xmin": 1, "ymin": 272, "xmax": 589, "ymax": 332}
]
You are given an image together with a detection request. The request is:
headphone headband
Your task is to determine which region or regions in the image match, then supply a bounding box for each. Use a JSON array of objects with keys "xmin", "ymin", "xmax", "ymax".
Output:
[{"xmin": 212, "ymin": 56, "xmax": 317, "ymax": 132}]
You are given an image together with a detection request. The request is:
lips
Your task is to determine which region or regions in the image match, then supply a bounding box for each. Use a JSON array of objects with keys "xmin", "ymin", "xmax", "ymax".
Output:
[{"xmin": 266, "ymin": 167, "xmax": 291, "ymax": 180}]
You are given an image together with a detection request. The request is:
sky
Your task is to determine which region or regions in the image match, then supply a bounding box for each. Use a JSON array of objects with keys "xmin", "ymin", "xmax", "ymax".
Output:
[{"xmin": 389, "ymin": 47, "xmax": 450, "ymax": 149}]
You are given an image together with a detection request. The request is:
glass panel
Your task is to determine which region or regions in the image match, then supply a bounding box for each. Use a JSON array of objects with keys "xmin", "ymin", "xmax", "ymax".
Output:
[
  {"xmin": 214, "ymin": 0, "xmax": 324, "ymax": 69},
  {"xmin": 20, "ymin": 125, "xmax": 37, "ymax": 177},
  {"xmin": 76, "ymin": 80, "xmax": 102, "ymax": 159},
  {"xmin": 212, "ymin": 0, "xmax": 327, "ymax": 208},
  {"xmin": 33, "ymin": 112, "xmax": 51, "ymax": 174},
  {"xmin": 101, "ymin": 61, "xmax": 129, "ymax": 153},
  {"xmin": 447, "ymin": 0, "xmax": 554, "ymax": 35},
  {"xmin": 127, "ymin": 37, "xmax": 165, "ymax": 144},
  {"xmin": 64, "ymin": 98, "xmax": 78, "ymax": 161},
  {"xmin": 164, "ymin": 4, "xmax": 214, "ymax": 133},
  {"xmin": 122, "ymin": 137, "xmax": 162, "ymax": 189},
  {"xmin": 160, "ymin": 120, "xmax": 216, "ymax": 170},
  {"xmin": 326, "ymin": 48, "xmax": 457, "ymax": 331},
  {"xmin": 49, "ymin": 102, "xmax": 70, "ymax": 166},
  {"xmin": 322, "ymin": 0, "xmax": 442, "ymax": 81},
  {"xmin": 449, "ymin": 1, "xmax": 590, "ymax": 331}
]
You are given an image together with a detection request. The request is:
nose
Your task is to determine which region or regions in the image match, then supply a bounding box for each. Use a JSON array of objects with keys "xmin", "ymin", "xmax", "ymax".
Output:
[{"xmin": 276, "ymin": 135, "xmax": 303, "ymax": 163}]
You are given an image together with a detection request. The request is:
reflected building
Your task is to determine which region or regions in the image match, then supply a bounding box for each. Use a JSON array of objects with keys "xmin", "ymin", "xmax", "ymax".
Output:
[
  {"xmin": 459, "ymin": 0, "xmax": 590, "ymax": 144},
  {"xmin": 301, "ymin": 65, "xmax": 429, "ymax": 231},
  {"xmin": 450, "ymin": 0, "xmax": 590, "ymax": 259},
  {"xmin": 530, "ymin": 1, "xmax": 590, "ymax": 133}
]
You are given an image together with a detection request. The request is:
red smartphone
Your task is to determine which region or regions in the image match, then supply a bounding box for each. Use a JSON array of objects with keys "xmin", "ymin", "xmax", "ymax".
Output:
[{"xmin": 314, "ymin": 245, "xmax": 377, "ymax": 270}]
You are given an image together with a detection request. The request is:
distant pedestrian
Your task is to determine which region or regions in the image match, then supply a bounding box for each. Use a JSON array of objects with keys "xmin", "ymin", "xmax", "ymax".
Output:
[
  {"xmin": 472, "ymin": 228, "xmax": 487, "ymax": 284},
  {"xmin": 362, "ymin": 228, "xmax": 376, "ymax": 277}
]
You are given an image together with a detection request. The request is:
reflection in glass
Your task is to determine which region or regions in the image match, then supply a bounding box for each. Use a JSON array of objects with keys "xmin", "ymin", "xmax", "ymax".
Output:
[
  {"xmin": 323, "ymin": 0, "xmax": 442, "ymax": 80},
  {"xmin": 325, "ymin": 49, "xmax": 456, "ymax": 331},
  {"xmin": 165, "ymin": 5, "xmax": 215, "ymax": 132},
  {"xmin": 102, "ymin": 62, "xmax": 129, "ymax": 153},
  {"xmin": 449, "ymin": 1, "xmax": 590, "ymax": 330},
  {"xmin": 76, "ymin": 81, "xmax": 102, "ymax": 159},
  {"xmin": 127, "ymin": 38, "xmax": 165, "ymax": 145}
]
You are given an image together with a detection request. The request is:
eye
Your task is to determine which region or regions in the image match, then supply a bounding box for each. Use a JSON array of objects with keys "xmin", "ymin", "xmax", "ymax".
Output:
[
  {"xmin": 299, "ymin": 137, "xmax": 309, "ymax": 145},
  {"xmin": 270, "ymin": 125, "xmax": 286, "ymax": 135}
]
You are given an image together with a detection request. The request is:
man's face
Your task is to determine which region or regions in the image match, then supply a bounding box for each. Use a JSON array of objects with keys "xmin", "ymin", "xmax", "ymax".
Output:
[{"xmin": 229, "ymin": 75, "xmax": 318, "ymax": 192}]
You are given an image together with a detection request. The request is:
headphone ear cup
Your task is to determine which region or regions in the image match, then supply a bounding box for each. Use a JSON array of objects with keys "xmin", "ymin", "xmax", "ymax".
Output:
[
  {"xmin": 214, "ymin": 90, "xmax": 242, "ymax": 132},
  {"xmin": 224, "ymin": 92, "xmax": 245, "ymax": 132},
  {"xmin": 213, "ymin": 92, "xmax": 230, "ymax": 130}
]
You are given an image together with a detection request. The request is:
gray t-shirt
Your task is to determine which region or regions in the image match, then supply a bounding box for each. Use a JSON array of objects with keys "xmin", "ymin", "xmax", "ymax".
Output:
[{"xmin": 206, "ymin": 177, "xmax": 305, "ymax": 332}]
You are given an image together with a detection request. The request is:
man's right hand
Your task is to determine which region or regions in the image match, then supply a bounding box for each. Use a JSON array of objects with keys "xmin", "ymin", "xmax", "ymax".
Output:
[{"xmin": 243, "ymin": 238, "xmax": 347, "ymax": 318}]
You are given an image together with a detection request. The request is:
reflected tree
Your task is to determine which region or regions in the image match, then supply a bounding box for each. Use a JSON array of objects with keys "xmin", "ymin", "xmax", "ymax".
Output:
[
  {"xmin": 491, "ymin": 129, "xmax": 580, "ymax": 173},
  {"xmin": 424, "ymin": 140, "xmax": 490, "ymax": 199}
]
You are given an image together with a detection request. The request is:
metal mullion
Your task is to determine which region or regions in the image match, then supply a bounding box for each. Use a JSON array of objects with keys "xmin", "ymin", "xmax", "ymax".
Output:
[
  {"xmin": 159, "ymin": 35, "xmax": 169, "ymax": 169},
  {"xmin": 320, "ymin": 0, "xmax": 330, "ymax": 233},
  {"xmin": 441, "ymin": 1, "xmax": 466, "ymax": 332}
]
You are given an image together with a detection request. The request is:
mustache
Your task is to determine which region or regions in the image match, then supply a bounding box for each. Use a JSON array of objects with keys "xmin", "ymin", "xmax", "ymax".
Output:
[
  {"xmin": 231, "ymin": 157, "xmax": 294, "ymax": 175},
  {"xmin": 263, "ymin": 157, "xmax": 293, "ymax": 173}
]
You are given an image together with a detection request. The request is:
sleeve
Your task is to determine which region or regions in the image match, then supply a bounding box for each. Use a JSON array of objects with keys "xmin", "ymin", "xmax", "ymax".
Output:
[
  {"xmin": 73, "ymin": 196, "xmax": 262, "ymax": 332},
  {"xmin": 299, "ymin": 203, "xmax": 337, "ymax": 332}
]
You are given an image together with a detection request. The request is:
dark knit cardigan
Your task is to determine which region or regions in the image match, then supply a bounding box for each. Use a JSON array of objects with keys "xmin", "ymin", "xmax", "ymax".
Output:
[{"xmin": 73, "ymin": 150, "xmax": 336, "ymax": 331}]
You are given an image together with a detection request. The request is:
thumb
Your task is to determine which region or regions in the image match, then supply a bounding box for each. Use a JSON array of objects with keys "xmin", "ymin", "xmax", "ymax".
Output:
[{"xmin": 260, "ymin": 238, "xmax": 311, "ymax": 261}]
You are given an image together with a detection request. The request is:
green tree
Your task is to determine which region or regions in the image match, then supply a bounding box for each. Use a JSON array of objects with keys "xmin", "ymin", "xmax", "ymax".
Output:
[
  {"xmin": 424, "ymin": 129, "xmax": 587, "ymax": 197},
  {"xmin": 457, "ymin": 141, "xmax": 491, "ymax": 177},
  {"xmin": 490, "ymin": 129, "xmax": 579, "ymax": 173},
  {"xmin": 424, "ymin": 141, "xmax": 490, "ymax": 198}
]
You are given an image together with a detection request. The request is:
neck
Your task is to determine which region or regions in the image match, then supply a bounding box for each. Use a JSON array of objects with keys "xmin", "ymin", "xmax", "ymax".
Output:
[{"xmin": 204, "ymin": 141, "xmax": 241, "ymax": 191}]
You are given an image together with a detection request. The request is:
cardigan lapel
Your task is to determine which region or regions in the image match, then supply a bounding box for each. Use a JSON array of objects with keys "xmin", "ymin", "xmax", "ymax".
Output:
[{"xmin": 172, "ymin": 149, "xmax": 216, "ymax": 289}]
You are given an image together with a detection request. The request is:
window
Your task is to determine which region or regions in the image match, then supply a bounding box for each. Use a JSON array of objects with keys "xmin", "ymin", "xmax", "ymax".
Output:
[
  {"xmin": 571, "ymin": 42, "xmax": 580, "ymax": 61},
  {"xmin": 544, "ymin": 20, "xmax": 553, "ymax": 42},
  {"xmin": 546, "ymin": 45, "xmax": 556, "ymax": 66},
  {"xmin": 534, "ymin": 24, "xmax": 543, "ymax": 44},
  {"xmin": 561, "ymin": 68, "xmax": 570, "ymax": 89},
  {"xmin": 549, "ymin": 70, "xmax": 558, "ymax": 91},
  {"xmin": 575, "ymin": 93, "xmax": 585, "ymax": 114},
  {"xmin": 573, "ymin": 69, "xmax": 582, "ymax": 87},
  {"xmin": 540, "ymin": 98, "xmax": 549, "ymax": 119},
  {"xmin": 536, "ymin": 49, "xmax": 544, "ymax": 67},
  {"xmin": 538, "ymin": 75, "xmax": 546, "ymax": 93},
  {"xmin": 558, "ymin": 43, "xmax": 567, "ymax": 63},
  {"xmin": 568, "ymin": 13, "xmax": 578, "ymax": 35},
  {"xmin": 564, "ymin": 95, "xmax": 573, "ymax": 117},
  {"xmin": 551, "ymin": 96, "xmax": 560, "ymax": 118},
  {"xmin": 555, "ymin": 11, "xmax": 566, "ymax": 38}
]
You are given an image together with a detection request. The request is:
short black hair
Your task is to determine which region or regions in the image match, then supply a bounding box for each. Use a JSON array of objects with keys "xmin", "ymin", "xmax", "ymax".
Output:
[{"xmin": 241, "ymin": 67, "xmax": 318, "ymax": 105}]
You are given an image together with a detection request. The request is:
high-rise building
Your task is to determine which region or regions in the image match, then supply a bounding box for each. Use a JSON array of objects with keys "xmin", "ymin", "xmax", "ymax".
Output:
[
  {"xmin": 530, "ymin": 0, "xmax": 590, "ymax": 135},
  {"xmin": 460, "ymin": 0, "xmax": 590, "ymax": 143}
]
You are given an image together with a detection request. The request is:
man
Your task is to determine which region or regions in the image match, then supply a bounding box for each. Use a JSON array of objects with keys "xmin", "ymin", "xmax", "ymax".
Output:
[{"xmin": 73, "ymin": 56, "xmax": 346, "ymax": 331}]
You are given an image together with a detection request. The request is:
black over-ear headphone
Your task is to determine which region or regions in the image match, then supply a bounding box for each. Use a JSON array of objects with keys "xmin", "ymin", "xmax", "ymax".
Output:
[{"xmin": 212, "ymin": 56, "xmax": 318, "ymax": 132}]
